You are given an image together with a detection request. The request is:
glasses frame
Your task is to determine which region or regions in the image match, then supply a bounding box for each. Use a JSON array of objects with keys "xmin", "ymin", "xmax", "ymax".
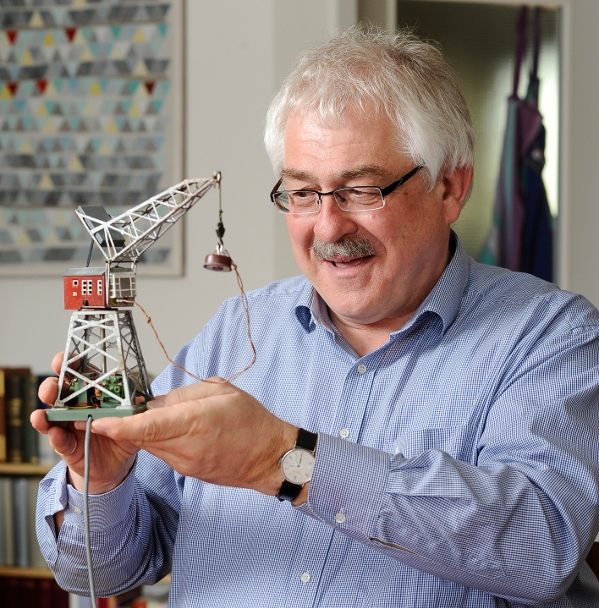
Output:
[{"xmin": 270, "ymin": 165, "xmax": 424, "ymax": 214}]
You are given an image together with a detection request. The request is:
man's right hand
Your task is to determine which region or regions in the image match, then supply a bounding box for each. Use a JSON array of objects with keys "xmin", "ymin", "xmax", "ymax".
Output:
[{"xmin": 30, "ymin": 351, "xmax": 139, "ymax": 495}]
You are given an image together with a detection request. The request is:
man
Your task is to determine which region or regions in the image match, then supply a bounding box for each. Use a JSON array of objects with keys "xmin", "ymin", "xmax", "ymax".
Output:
[{"xmin": 34, "ymin": 26, "xmax": 599, "ymax": 607}]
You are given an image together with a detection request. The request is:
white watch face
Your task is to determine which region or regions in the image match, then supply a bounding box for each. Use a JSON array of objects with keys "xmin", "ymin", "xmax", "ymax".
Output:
[{"xmin": 281, "ymin": 448, "xmax": 315, "ymax": 484}]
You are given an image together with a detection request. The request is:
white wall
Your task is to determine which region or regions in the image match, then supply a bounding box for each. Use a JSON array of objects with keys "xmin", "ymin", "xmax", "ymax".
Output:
[{"xmin": 1, "ymin": 0, "xmax": 598, "ymax": 376}]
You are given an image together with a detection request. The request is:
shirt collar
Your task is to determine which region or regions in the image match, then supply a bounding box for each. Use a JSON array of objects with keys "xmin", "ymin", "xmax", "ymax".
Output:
[{"xmin": 294, "ymin": 232, "xmax": 469, "ymax": 337}]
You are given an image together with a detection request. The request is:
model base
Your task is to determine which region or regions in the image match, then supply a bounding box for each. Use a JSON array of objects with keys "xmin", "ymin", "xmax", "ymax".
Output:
[{"xmin": 46, "ymin": 405, "xmax": 147, "ymax": 421}]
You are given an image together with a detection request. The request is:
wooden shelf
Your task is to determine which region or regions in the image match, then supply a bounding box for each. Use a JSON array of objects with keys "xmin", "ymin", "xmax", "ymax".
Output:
[
  {"xmin": 0, "ymin": 566, "xmax": 54, "ymax": 579},
  {"xmin": 0, "ymin": 463, "xmax": 52, "ymax": 476}
]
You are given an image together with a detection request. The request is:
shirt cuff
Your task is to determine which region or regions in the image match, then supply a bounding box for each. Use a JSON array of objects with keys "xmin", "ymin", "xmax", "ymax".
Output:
[
  {"xmin": 62, "ymin": 461, "xmax": 137, "ymax": 531},
  {"xmin": 297, "ymin": 432, "xmax": 391, "ymax": 543}
]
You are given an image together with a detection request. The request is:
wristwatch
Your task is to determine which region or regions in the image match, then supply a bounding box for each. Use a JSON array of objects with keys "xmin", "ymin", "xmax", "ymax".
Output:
[{"xmin": 276, "ymin": 428, "xmax": 318, "ymax": 502}]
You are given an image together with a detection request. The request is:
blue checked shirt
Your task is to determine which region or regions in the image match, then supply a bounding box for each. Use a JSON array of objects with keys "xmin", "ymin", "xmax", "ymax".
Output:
[{"xmin": 37, "ymin": 238, "xmax": 599, "ymax": 607}]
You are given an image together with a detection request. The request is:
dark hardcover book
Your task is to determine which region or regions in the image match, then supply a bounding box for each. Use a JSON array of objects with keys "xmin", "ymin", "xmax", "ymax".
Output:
[
  {"xmin": 5, "ymin": 367, "xmax": 31, "ymax": 464},
  {"xmin": 0, "ymin": 368, "xmax": 7, "ymax": 462},
  {"xmin": 39, "ymin": 578, "xmax": 70, "ymax": 608},
  {"xmin": 23, "ymin": 373, "xmax": 41, "ymax": 464},
  {"xmin": 12, "ymin": 476, "xmax": 30, "ymax": 567}
]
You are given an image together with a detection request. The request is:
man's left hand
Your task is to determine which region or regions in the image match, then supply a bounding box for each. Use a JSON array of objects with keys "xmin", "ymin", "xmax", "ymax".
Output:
[{"xmin": 91, "ymin": 378, "xmax": 298, "ymax": 496}]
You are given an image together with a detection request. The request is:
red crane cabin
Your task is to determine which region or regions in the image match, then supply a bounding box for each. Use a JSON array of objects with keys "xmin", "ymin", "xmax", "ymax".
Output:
[{"xmin": 64, "ymin": 267, "xmax": 106, "ymax": 310}]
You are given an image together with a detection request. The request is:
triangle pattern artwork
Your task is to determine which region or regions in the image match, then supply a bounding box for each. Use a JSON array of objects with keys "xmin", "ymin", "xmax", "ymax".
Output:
[{"xmin": 0, "ymin": 0, "xmax": 182, "ymax": 276}]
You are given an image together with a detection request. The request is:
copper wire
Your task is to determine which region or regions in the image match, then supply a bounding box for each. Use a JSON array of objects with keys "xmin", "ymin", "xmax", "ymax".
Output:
[{"xmin": 127, "ymin": 259, "xmax": 257, "ymax": 385}]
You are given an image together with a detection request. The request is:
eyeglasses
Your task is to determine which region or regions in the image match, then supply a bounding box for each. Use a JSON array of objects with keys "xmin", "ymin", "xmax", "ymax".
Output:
[{"xmin": 270, "ymin": 165, "xmax": 424, "ymax": 214}]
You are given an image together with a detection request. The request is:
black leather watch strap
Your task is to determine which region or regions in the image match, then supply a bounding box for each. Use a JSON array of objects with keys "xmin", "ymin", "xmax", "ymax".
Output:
[
  {"xmin": 296, "ymin": 427, "xmax": 318, "ymax": 452},
  {"xmin": 276, "ymin": 479, "xmax": 304, "ymax": 503}
]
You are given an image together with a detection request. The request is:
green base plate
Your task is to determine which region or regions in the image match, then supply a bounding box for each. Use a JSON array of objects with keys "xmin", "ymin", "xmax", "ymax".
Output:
[{"xmin": 46, "ymin": 405, "xmax": 146, "ymax": 421}]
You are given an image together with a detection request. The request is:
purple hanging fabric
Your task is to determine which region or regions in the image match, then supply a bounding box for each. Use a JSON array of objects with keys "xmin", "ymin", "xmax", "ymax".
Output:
[{"xmin": 480, "ymin": 6, "xmax": 553, "ymax": 281}]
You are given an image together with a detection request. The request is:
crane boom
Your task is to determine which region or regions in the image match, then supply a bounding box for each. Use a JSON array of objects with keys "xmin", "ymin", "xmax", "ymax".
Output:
[{"xmin": 76, "ymin": 174, "xmax": 220, "ymax": 265}]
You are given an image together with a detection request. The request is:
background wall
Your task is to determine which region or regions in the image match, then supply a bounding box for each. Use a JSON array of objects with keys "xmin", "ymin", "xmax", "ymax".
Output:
[{"xmin": 1, "ymin": 0, "xmax": 598, "ymax": 378}]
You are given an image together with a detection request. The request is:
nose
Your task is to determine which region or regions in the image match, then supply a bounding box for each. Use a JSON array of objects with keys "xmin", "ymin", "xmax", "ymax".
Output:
[{"xmin": 312, "ymin": 194, "xmax": 358, "ymax": 243}]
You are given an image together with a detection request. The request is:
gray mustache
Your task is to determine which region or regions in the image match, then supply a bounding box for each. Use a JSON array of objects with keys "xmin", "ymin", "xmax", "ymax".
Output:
[{"xmin": 312, "ymin": 235, "xmax": 375, "ymax": 260}]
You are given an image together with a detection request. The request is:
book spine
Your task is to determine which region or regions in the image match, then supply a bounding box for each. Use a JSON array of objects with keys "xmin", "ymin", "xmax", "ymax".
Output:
[
  {"xmin": 0, "ymin": 370, "xmax": 7, "ymax": 462},
  {"xmin": 23, "ymin": 373, "xmax": 40, "ymax": 464},
  {"xmin": 2, "ymin": 476, "xmax": 14, "ymax": 566},
  {"xmin": 6, "ymin": 371, "xmax": 25, "ymax": 464},
  {"xmin": 11, "ymin": 476, "xmax": 30, "ymax": 567}
]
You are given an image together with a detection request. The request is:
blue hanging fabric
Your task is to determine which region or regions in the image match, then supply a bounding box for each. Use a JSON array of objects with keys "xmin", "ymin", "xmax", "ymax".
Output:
[
  {"xmin": 479, "ymin": 6, "xmax": 553, "ymax": 281},
  {"xmin": 518, "ymin": 7, "xmax": 554, "ymax": 281}
]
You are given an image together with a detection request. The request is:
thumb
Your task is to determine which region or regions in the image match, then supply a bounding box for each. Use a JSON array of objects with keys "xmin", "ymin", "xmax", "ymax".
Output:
[{"xmin": 91, "ymin": 417, "xmax": 124, "ymax": 437}]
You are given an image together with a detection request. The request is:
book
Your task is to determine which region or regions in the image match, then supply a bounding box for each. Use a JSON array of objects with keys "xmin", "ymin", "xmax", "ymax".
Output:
[
  {"xmin": 23, "ymin": 373, "xmax": 41, "ymax": 464},
  {"xmin": 0, "ymin": 476, "xmax": 14, "ymax": 566},
  {"xmin": 12, "ymin": 476, "xmax": 30, "ymax": 567},
  {"xmin": 5, "ymin": 367, "xmax": 31, "ymax": 464},
  {"xmin": 0, "ymin": 370, "xmax": 5, "ymax": 462}
]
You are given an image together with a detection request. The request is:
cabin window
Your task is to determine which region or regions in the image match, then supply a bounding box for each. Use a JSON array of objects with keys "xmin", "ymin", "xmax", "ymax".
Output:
[
  {"xmin": 72, "ymin": 280, "xmax": 79, "ymax": 286},
  {"xmin": 97, "ymin": 280, "xmax": 103, "ymax": 295}
]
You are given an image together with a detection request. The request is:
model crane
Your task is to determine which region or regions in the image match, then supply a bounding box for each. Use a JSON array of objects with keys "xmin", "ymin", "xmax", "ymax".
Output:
[{"xmin": 47, "ymin": 173, "xmax": 222, "ymax": 421}]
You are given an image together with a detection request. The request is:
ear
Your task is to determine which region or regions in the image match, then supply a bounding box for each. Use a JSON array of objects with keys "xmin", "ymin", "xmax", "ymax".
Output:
[{"xmin": 442, "ymin": 165, "xmax": 474, "ymax": 224}]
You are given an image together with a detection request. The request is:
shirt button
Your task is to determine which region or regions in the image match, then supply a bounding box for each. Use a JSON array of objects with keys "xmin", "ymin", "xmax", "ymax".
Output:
[
  {"xmin": 335, "ymin": 511, "xmax": 346, "ymax": 524},
  {"xmin": 339, "ymin": 428, "xmax": 350, "ymax": 439},
  {"xmin": 300, "ymin": 572, "xmax": 311, "ymax": 583},
  {"xmin": 357, "ymin": 364, "xmax": 367, "ymax": 374},
  {"xmin": 72, "ymin": 505, "xmax": 82, "ymax": 514}
]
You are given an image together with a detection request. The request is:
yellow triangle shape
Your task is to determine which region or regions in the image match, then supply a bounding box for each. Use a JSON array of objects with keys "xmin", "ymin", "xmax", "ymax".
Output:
[
  {"xmin": 133, "ymin": 27, "xmax": 147, "ymax": 43},
  {"xmin": 73, "ymin": 0, "xmax": 87, "ymax": 6},
  {"xmin": 43, "ymin": 119, "xmax": 56, "ymax": 134},
  {"xmin": 68, "ymin": 155, "xmax": 84, "ymax": 171},
  {"xmin": 43, "ymin": 32, "xmax": 55, "ymax": 46},
  {"xmin": 0, "ymin": 85, "xmax": 12, "ymax": 99},
  {"xmin": 21, "ymin": 48, "xmax": 35, "ymax": 66},
  {"xmin": 83, "ymin": 101, "xmax": 96, "ymax": 116},
  {"xmin": 105, "ymin": 118, "xmax": 118, "ymax": 134},
  {"xmin": 45, "ymin": 81, "xmax": 58, "ymax": 97},
  {"xmin": 17, "ymin": 230, "xmax": 30, "ymax": 246},
  {"xmin": 129, "ymin": 102, "xmax": 141, "ymax": 117},
  {"xmin": 98, "ymin": 141, "xmax": 112, "ymax": 155},
  {"xmin": 39, "ymin": 173, "xmax": 54, "ymax": 189},
  {"xmin": 46, "ymin": 229, "xmax": 59, "ymax": 245},
  {"xmin": 29, "ymin": 11, "xmax": 44, "ymax": 28},
  {"xmin": 81, "ymin": 46, "xmax": 94, "ymax": 62},
  {"xmin": 19, "ymin": 140, "xmax": 33, "ymax": 153},
  {"xmin": 110, "ymin": 43, "xmax": 126, "ymax": 60},
  {"xmin": 133, "ymin": 60, "xmax": 148, "ymax": 77},
  {"xmin": 89, "ymin": 80, "xmax": 103, "ymax": 96},
  {"xmin": 36, "ymin": 103, "xmax": 48, "ymax": 117}
]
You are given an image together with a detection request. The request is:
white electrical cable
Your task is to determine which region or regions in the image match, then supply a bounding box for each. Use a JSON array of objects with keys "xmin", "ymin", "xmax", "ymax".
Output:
[{"xmin": 83, "ymin": 414, "xmax": 97, "ymax": 606}]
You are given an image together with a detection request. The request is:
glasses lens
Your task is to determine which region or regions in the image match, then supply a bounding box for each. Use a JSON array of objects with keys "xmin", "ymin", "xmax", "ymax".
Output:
[
  {"xmin": 334, "ymin": 187, "xmax": 384, "ymax": 211},
  {"xmin": 275, "ymin": 191, "xmax": 320, "ymax": 214}
]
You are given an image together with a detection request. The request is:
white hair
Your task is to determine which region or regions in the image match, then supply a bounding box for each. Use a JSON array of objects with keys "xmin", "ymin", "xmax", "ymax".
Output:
[{"xmin": 264, "ymin": 25, "xmax": 474, "ymax": 190}]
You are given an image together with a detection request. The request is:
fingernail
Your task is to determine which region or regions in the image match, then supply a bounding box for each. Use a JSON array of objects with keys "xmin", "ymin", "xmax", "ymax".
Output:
[
  {"xmin": 91, "ymin": 421, "xmax": 107, "ymax": 435},
  {"xmin": 147, "ymin": 396, "xmax": 166, "ymax": 409}
]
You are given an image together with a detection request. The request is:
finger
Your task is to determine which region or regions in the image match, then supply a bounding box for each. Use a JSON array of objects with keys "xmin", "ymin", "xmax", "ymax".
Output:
[
  {"xmin": 92, "ymin": 404, "xmax": 187, "ymax": 445},
  {"xmin": 146, "ymin": 395, "xmax": 167, "ymax": 409},
  {"xmin": 38, "ymin": 376, "xmax": 59, "ymax": 406},
  {"xmin": 161, "ymin": 377, "xmax": 229, "ymax": 407},
  {"xmin": 47, "ymin": 425, "xmax": 79, "ymax": 460},
  {"xmin": 51, "ymin": 351, "xmax": 64, "ymax": 375},
  {"xmin": 30, "ymin": 408, "xmax": 52, "ymax": 434}
]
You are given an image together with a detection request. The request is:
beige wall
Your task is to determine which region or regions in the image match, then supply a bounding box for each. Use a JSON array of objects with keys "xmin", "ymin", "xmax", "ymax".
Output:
[{"xmin": 1, "ymin": 0, "xmax": 598, "ymax": 376}]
